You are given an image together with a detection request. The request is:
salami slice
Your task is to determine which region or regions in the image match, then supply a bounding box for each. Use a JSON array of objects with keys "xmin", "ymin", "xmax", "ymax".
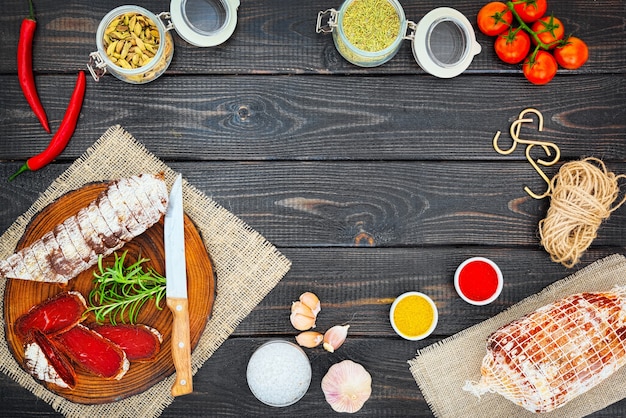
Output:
[
  {"xmin": 24, "ymin": 330, "xmax": 77, "ymax": 389},
  {"xmin": 91, "ymin": 324, "xmax": 162, "ymax": 361},
  {"xmin": 55, "ymin": 324, "xmax": 129, "ymax": 380},
  {"xmin": 14, "ymin": 291, "xmax": 87, "ymax": 339}
]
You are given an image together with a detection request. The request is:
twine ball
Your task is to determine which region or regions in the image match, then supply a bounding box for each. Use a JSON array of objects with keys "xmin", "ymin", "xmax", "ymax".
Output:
[{"xmin": 539, "ymin": 158, "xmax": 626, "ymax": 268}]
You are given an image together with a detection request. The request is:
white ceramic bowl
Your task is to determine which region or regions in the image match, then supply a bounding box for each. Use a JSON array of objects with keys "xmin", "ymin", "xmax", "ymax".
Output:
[
  {"xmin": 454, "ymin": 257, "xmax": 503, "ymax": 305},
  {"xmin": 389, "ymin": 291, "xmax": 438, "ymax": 340}
]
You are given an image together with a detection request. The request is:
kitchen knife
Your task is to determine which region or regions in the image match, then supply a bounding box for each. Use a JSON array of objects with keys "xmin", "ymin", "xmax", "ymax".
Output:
[{"xmin": 164, "ymin": 174, "xmax": 193, "ymax": 396}]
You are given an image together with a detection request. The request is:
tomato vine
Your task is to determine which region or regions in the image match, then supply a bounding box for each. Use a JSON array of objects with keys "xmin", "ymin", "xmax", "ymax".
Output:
[{"xmin": 477, "ymin": 0, "xmax": 588, "ymax": 84}]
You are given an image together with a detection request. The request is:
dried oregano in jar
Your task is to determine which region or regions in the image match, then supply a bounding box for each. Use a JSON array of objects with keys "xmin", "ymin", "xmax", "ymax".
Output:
[{"xmin": 342, "ymin": 0, "xmax": 401, "ymax": 52}]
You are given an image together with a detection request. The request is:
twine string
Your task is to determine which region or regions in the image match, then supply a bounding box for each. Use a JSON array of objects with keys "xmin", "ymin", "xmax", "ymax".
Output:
[{"xmin": 539, "ymin": 157, "xmax": 626, "ymax": 268}]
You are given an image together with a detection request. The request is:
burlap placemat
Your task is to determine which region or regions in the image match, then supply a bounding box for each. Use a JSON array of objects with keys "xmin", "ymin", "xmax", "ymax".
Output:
[
  {"xmin": 0, "ymin": 125, "xmax": 292, "ymax": 417},
  {"xmin": 409, "ymin": 253, "xmax": 626, "ymax": 418}
]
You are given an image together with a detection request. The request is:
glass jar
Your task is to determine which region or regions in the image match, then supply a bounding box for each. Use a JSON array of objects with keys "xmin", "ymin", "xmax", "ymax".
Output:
[
  {"xmin": 317, "ymin": 0, "xmax": 407, "ymax": 67},
  {"xmin": 246, "ymin": 340, "xmax": 312, "ymax": 407},
  {"xmin": 89, "ymin": 6, "xmax": 173, "ymax": 84},
  {"xmin": 88, "ymin": 0, "xmax": 239, "ymax": 84},
  {"xmin": 317, "ymin": 2, "xmax": 481, "ymax": 78}
]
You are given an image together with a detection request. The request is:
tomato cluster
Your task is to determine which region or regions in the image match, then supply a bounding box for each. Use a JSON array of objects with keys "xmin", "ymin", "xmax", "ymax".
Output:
[{"xmin": 477, "ymin": 1, "xmax": 588, "ymax": 85}]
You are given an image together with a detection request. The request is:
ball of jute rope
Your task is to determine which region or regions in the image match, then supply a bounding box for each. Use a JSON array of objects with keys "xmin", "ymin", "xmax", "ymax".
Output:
[{"xmin": 539, "ymin": 157, "xmax": 626, "ymax": 268}]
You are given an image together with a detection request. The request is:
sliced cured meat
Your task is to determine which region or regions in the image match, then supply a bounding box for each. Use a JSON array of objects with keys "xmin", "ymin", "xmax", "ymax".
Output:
[
  {"xmin": 0, "ymin": 258, "xmax": 12, "ymax": 277},
  {"xmin": 24, "ymin": 330, "xmax": 76, "ymax": 389},
  {"xmin": 0, "ymin": 174, "xmax": 168, "ymax": 283},
  {"xmin": 106, "ymin": 182, "xmax": 146, "ymax": 236},
  {"xmin": 119, "ymin": 177, "xmax": 161, "ymax": 224},
  {"xmin": 53, "ymin": 224, "xmax": 89, "ymax": 276},
  {"xmin": 95, "ymin": 193, "xmax": 135, "ymax": 241},
  {"xmin": 129, "ymin": 174, "xmax": 168, "ymax": 214},
  {"xmin": 84, "ymin": 202, "xmax": 122, "ymax": 250},
  {"xmin": 14, "ymin": 291, "xmax": 87, "ymax": 339},
  {"xmin": 62, "ymin": 216, "xmax": 97, "ymax": 265},
  {"xmin": 75, "ymin": 206, "xmax": 108, "ymax": 255},
  {"xmin": 115, "ymin": 179, "xmax": 156, "ymax": 227},
  {"xmin": 26, "ymin": 239, "xmax": 56, "ymax": 282},
  {"xmin": 40, "ymin": 231, "xmax": 76, "ymax": 282},
  {"xmin": 55, "ymin": 324, "xmax": 129, "ymax": 380},
  {"xmin": 18, "ymin": 247, "xmax": 44, "ymax": 281},
  {"xmin": 4, "ymin": 252, "xmax": 33, "ymax": 281},
  {"xmin": 90, "ymin": 323, "xmax": 162, "ymax": 361}
]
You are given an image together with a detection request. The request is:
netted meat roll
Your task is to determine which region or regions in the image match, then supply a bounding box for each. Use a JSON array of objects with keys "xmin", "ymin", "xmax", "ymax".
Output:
[{"xmin": 464, "ymin": 286, "xmax": 626, "ymax": 413}]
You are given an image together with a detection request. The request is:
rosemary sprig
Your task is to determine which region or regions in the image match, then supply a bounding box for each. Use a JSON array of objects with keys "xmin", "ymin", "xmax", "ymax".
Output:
[{"xmin": 87, "ymin": 251, "xmax": 166, "ymax": 325}]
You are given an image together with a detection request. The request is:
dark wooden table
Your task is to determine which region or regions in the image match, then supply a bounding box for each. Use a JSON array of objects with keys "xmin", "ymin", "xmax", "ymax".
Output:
[{"xmin": 1, "ymin": 0, "xmax": 625, "ymax": 416}]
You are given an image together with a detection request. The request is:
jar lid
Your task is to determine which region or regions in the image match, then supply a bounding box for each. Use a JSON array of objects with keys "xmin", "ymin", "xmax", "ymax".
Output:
[
  {"xmin": 411, "ymin": 7, "xmax": 481, "ymax": 78},
  {"xmin": 170, "ymin": 0, "xmax": 239, "ymax": 47}
]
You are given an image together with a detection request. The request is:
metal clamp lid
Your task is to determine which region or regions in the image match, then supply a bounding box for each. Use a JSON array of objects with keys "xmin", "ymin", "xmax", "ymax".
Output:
[
  {"xmin": 87, "ymin": 52, "xmax": 107, "ymax": 82},
  {"xmin": 316, "ymin": 9, "xmax": 338, "ymax": 34}
]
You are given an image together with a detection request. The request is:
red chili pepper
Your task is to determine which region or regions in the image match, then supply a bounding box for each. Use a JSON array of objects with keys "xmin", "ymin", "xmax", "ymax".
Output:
[
  {"xmin": 9, "ymin": 71, "xmax": 86, "ymax": 181},
  {"xmin": 18, "ymin": 0, "xmax": 50, "ymax": 133}
]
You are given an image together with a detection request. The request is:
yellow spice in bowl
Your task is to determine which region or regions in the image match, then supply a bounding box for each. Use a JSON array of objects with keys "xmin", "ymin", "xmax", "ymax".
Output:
[{"xmin": 391, "ymin": 293, "xmax": 437, "ymax": 339}]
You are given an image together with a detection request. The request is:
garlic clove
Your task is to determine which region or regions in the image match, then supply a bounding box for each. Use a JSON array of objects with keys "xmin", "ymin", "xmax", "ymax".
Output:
[
  {"xmin": 290, "ymin": 301, "xmax": 316, "ymax": 330},
  {"xmin": 295, "ymin": 331, "xmax": 324, "ymax": 348},
  {"xmin": 290, "ymin": 302, "xmax": 317, "ymax": 331},
  {"xmin": 323, "ymin": 324, "xmax": 350, "ymax": 353},
  {"xmin": 291, "ymin": 301, "xmax": 315, "ymax": 317},
  {"xmin": 321, "ymin": 360, "xmax": 372, "ymax": 413},
  {"xmin": 299, "ymin": 292, "xmax": 321, "ymax": 317},
  {"xmin": 290, "ymin": 312, "xmax": 316, "ymax": 331}
]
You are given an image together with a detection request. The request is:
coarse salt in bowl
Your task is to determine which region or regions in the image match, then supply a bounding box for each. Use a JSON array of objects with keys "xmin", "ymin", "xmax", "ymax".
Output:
[
  {"xmin": 389, "ymin": 291, "xmax": 438, "ymax": 340},
  {"xmin": 246, "ymin": 340, "xmax": 312, "ymax": 407},
  {"xmin": 454, "ymin": 257, "xmax": 503, "ymax": 305}
]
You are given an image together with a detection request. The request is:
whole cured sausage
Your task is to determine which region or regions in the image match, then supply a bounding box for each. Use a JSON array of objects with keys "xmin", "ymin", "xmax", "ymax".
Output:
[{"xmin": 0, "ymin": 173, "xmax": 168, "ymax": 283}]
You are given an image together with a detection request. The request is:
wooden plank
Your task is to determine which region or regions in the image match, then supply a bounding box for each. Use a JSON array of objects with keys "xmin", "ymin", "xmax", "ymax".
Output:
[
  {"xmin": 2, "ymin": 161, "xmax": 626, "ymax": 248},
  {"xmin": 1, "ymin": 74, "xmax": 625, "ymax": 161},
  {"xmin": 0, "ymin": 0, "xmax": 625, "ymax": 74},
  {"xmin": 2, "ymin": 335, "xmax": 626, "ymax": 417},
  {"xmin": 233, "ymin": 247, "xmax": 626, "ymax": 337}
]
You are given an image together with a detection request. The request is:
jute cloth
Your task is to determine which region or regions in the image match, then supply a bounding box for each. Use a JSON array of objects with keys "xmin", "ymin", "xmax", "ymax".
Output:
[
  {"xmin": 409, "ymin": 253, "xmax": 626, "ymax": 418},
  {"xmin": 0, "ymin": 125, "xmax": 292, "ymax": 417}
]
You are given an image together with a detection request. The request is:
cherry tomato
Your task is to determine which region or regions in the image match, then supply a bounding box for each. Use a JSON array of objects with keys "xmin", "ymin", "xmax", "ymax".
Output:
[
  {"xmin": 513, "ymin": 0, "xmax": 547, "ymax": 23},
  {"xmin": 477, "ymin": 2, "xmax": 513, "ymax": 36},
  {"xmin": 531, "ymin": 16, "xmax": 565, "ymax": 48},
  {"xmin": 494, "ymin": 29, "xmax": 531, "ymax": 64},
  {"xmin": 554, "ymin": 36, "xmax": 588, "ymax": 69},
  {"xmin": 523, "ymin": 50, "xmax": 558, "ymax": 85}
]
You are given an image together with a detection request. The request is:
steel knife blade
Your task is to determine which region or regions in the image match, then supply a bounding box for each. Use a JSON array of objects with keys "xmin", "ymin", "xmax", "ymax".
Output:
[{"xmin": 164, "ymin": 173, "xmax": 193, "ymax": 396}]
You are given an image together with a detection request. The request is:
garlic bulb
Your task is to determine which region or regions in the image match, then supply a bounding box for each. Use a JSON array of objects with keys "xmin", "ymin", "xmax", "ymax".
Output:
[
  {"xmin": 321, "ymin": 360, "xmax": 372, "ymax": 413},
  {"xmin": 290, "ymin": 301, "xmax": 316, "ymax": 331},
  {"xmin": 295, "ymin": 331, "xmax": 323, "ymax": 348},
  {"xmin": 299, "ymin": 292, "xmax": 321, "ymax": 316},
  {"xmin": 323, "ymin": 324, "xmax": 349, "ymax": 353}
]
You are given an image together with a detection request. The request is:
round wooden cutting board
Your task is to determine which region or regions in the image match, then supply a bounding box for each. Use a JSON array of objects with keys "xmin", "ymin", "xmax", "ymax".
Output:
[{"xmin": 4, "ymin": 182, "xmax": 216, "ymax": 404}]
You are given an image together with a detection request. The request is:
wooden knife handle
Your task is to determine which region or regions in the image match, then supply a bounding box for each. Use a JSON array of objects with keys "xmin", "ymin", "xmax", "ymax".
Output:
[{"xmin": 167, "ymin": 297, "xmax": 193, "ymax": 396}]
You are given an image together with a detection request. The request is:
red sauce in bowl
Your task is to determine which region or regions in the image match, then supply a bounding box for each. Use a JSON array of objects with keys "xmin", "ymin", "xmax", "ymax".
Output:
[{"xmin": 454, "ymin": 257, "xmax": 502, "ymax": 305}]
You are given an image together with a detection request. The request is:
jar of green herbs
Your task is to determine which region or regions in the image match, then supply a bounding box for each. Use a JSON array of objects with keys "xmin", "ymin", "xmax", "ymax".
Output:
[{"xmin": 317, "ymin": 0, "xmax": 407, "ymax": 67}]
